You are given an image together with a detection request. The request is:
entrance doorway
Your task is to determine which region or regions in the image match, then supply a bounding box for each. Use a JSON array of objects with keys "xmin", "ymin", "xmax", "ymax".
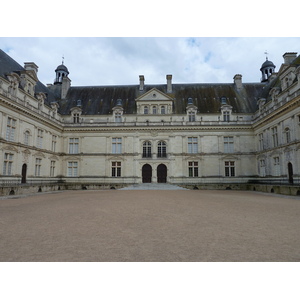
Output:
[
  {"xmin": 142, "ymin": 164, "xmax": 152, "ymax": 183},
  {"xmin": 288, "ymin": 162, "xmax": 294, "ymax": 184},
  {"xmin": 157, "ymin": 164, "xmax": 167, "ymax": 183},
  {"xmin": 21, "ymin": 164, "xmax": 27, "ymax": 184}
]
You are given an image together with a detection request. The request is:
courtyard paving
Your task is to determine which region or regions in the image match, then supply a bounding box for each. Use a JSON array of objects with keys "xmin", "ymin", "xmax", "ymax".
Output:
[{"xmin": 0, "ymin": 189, "xmax": 299, "ymax": 262}]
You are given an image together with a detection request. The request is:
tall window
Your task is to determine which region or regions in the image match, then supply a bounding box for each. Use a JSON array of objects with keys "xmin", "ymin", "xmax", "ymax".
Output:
[
  {"xmin": 69, "ymin": 138, "xmax": 79, "ymax": 154},
  {"xmin": 188, "ymin": 111, "xmax": 196, "ymax": 122},
  {"xmin": 52, "ymin": 135, "xmax": 57, "ymax": 152},
  {"xmin": 188, "ymin": 137, "xmax": 198, "ymax": 154},
  {"xmin": 112, "ymin": 162, "xmax": 121, "ymax": 177},
  {"xmin": 157, "ymin": 141, "xmax": 167, "ymax": 158},
  {"xmin": 224, "ymin": 137, "xmax": 234, "ymax": 153},
  {"xmin": 223, "ymin": 111, "xmax": 230, "ymax": 122},
  {"xmin": 188, "ymin": 161, "xmax": 198, "ymax": 177},
  {"xmin": 3, "ymin": 153, "xmax": 13, "ymax": 175},
  {"xmin": 37, "ymin": 129, "xmax": 43, "ymax": 148},
  {"xmin": 6, "ymin": 117, "xmax": 16, "ymax": 141},
  {"xmin": 284, "ymin": 128, "xmax": 291, "ymax": 144},
  {"xmin": 112, "ymin": 138, "xmax": 122, "ymax": 154},
  {"xmin": 260, "ymin": 159, "xmax": 266, "ymax": 177},
  {"xmin": 68, "ymin": 161, "xmax": 78, "ymax": 177},
  {"xmin": 272, "ymin": 127, "xmax": 278, "ymax": 147},
  {"xmin": 143, "ymin": 141, "xmax": 152, "ymax": 158},
  {"xmin": 161, "ymin": 106, "xmax": 166, "ymax": 114},
  {"xmin": 152, "ymin": 106, "xmax": 157, "ymax": 114},
  {"xmin": 225, "ymin": 161, "xmax": 235, "ymax": 177},
  {"xmin": 144, "ymin": 106, "xmax": 149, "ymax": 114},
  {"xmin": 115, "ymin": 112, "xmax": 122, "ymax": 122},
  {"xmin": 259, "ymin": 133, "xmax": 264, "ymax": 151},
  {"xmin": 35, "ymin": 158, "xmax": 42, "ymax": 176},
  {"xmin": 50, "ymin": 160, "xmax": 55, "ymax": 177},
  {"xmin": 24, "ymin": 130, "xmax": 30, "ymax": 146},
  {"xmin": 273, "ymin": 157, "xmax": 280, "ymax": 176},
  {"xmin": 73, "ymin": 113, "xmax": 80, "ymax": 123}
]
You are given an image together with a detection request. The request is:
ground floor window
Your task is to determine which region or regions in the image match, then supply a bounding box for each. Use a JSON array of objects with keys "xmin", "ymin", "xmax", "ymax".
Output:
[
  {"xmin": 225, "ymin": 161, "xmax": 235, "ymax": 177},
  {"xmin": 68, "ymin": 161, "xmax": 78, "ymax": 177},
  {"xmin": 259, "ymin": 159, "xmax": 266, "ymax": 177},
  {"xmin": 188, "ymin": 161, "xmax": 198, "ymax": 177},
  {"xmin": 35, "ymin": 158, "xmax": 42, "ymax": 176},
  {"xmin": 273, "ymin": 157, "xmax": 280, "ymax": 176},
  {"xmin": 112, "ymin": 161, "xmax": 121, "ymax": 177},
  {"xmin": 50, "ymin": 160, "xmax": 56, "ymax": 177},
  {"xmin": 3, "ymin": 153, "xmax": 13, "ymax": 175}
]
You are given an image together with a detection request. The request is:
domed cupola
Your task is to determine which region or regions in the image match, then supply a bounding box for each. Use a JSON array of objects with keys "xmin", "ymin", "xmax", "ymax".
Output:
[
  {"xmin": 54, "ymin": 58, "xmax": 69, "ymax": 85},
  {"xmin": 260, "ymin": 53, "xmax": 276, "ymax": 82}
]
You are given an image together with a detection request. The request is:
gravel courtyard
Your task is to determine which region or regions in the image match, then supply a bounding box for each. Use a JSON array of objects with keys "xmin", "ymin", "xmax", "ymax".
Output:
[{"xmin": 0, "ymin": 189, "xmax": 299, "ymax": 262}]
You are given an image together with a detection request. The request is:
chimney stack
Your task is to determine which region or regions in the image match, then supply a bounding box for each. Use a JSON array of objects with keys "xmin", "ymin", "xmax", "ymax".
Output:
[
  {"xmin": 139, "ymin": 75, "xmax": 145, "ymax": 91},
  {"xmin": 233, "ymin": 74, "xmax": 242, "ymax": 89},
  {"xmin": 283, "ymin": 52, "xmax": 297, "ymax": 65},
  {"xmin": 24, "ymin": 62, "xmax": 38, "ymax": 76},
  {"xmin": 166, "ymin": 74, "xmax": 172, "ymax": 93}
]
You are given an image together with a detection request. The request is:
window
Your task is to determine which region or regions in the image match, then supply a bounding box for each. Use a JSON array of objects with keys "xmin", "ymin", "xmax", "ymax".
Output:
[
  {"xmin": 3, "ymin": 153, "xmax": 13, "ymax": 175},
  {"xmin": 152, "ymin": 106, "xmax": 157, "ymax": 114},
  {"xmin": 24, "ymin": 130, "xmax": 30, "ymax": 146},
  {"xmin": 188, "ymin": 137, "xmax": 198, "ymax": 154},
  {"xmin": 69, "ymin": 138, "xmax": 79, "ymax": 154},
  {"xmin": 273, "ymin": 157, "xmax": 280, "ymax": 176},
  {"xmin": 260, "ymin": 159, "xmax": 266, "ymax": 177},
  {"xmin": 6, "ymin": 117, "xmax": 16, "ymax": 141},
  {"xmin": 112, "ymin": 161, "xmax": 121, "ymax": 177},
  {"xmin": 224, "ymin": 137, "xmax": 234, "ymax": 153},
  {"xmin": 73, "ymin": 113, "xmax": 80, "ymax": 123},
  {"xmin": 37, "ymin": 129, "xmax": 43, "ymax": 148},
  {"xmin": 188, "ymin": 111, "xmax": 196, "ymax": 122},
  {"xmin": 259, "ymin": 133, "xmax": 264, "ymax": 151},
  {"xmin": 52, "ymin": 135, "xmax": 57, "ymax": 152},
  {"xmin": 188, "ymin": 161, "xmax": 198, "ymax": 177},
  {"xmin": 50, "ymin": 160, "xmax": 55, "ymax": 177},
  {"xmin": 284, "ymin": 128, "xmax": 291, "ymax": 144},
  {"xmin": 223, "ymin": 111, "xmax": 230, "ymax": 122},
  {"xmin": 157, "ymin": 141, "xmax": 167, "ymax": 158},
  {"xmin": 272, "ymin": 127, "xmax": 278, "ymax": 147},
  {"xmin": 161, "ymin": 106, "xmax": 166, "ymax": 114},
  {"xmin": 144, "ymin": 106, "xmax": 149, "ymax": 114},
  {"xmin": 115, "ymin": 112, "xmax": 122, "ymax": 122},
  {"xmin": 68, "ymin": 161, "xmax": 78, "ymax": 177},
  {"xmin": 225, "ymin": 161, "xmax": 235, "ymax": 177},
  {"xmin": 142, "ymin": 141, "xmax": 152, "ymax": 158},
  {"xmin": 112, "ymin": 138, "xmax": 122, "ymax": 154},
  {"xmin": 35, "ymin": 158, "xmax": 42, "ymax": 176}
]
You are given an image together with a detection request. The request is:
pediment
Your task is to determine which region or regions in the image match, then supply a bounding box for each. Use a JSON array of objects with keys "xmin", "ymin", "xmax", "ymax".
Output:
[{"xmin": 136, "ymin": 88, "xmax": 173, "ymax": 102}]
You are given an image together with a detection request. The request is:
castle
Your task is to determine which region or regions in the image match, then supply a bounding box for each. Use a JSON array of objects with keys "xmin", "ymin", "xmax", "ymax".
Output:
[{"xmin": 0, "ymin": 49, "xmax": 299, "ymax": 194}]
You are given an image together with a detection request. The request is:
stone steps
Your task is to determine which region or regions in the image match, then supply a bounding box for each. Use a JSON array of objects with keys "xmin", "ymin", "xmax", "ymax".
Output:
[{"xmin": 119, "ymin": 183, "xmax": 188, "ymax": 190}]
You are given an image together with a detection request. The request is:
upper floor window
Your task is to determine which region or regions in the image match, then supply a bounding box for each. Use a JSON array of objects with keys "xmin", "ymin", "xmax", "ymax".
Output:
[
  {"xmin": 272, "ymin": 127, "xmax": 278, "ymax": 147},
  {"xmin": 73, "ymin": 113, "xmax": 80, "ymax": 123},
  {"xmin": 143, "ymin": 141, "xmax": 152, "ymax": 158},
  {"xmin": 284, "ymin": 128, "xmax": 291, "ymax": 144},
  {"xmin": 144, "ymin": 106, "xmax": 149, "ymax": 114},
  {"xmin": 157, "ymin": 141, "xmax": 167, "ymax": 158},
  {"xmin": 112, "ymin": 138, "xmax": 122, "ymax": 154},
  {"xmin": 258, "ymin": 133, "xmax": 264, "ymax": 151},
  {"xmin": 37, "ymin": 129, "xmax": 43, "ymax": 148},
  {"xmin": 24, "ymin": 130, "xmax": 30, "ymax": 146},
  {"xmin": 224, "ymin": 137, "xmax": 234, "ymax": 153},
  {"xmin": 161, "ymin": 106, "xmax": 166, "ymax": 114},
  {"xmin": 223, "ymin": 111, "xmax": 230, "ymax": 122},
  {"xmin": 6, "ymin": 117, "xmax": 16, "ymax": 142},
  {"xmin": 52, "ymin": 135, "xmax": 57, "ymax": 152},
  {"xmin": 188, "ymin": 111, "xmax": 196, "ymax": 122},
  {"xmin": 188, "ymin": 137, "xmax": 198, "ymax": 154},
  {"xmin": 152, "ymin": 106, "xmax": 157, "ymax": 114},
  {"xmin": 69, "ymin": 138, "xmax": 79, "ymax": 154},
  {"xmin": 115, "ymin": 112, "xmax": 122, "ymax": 123}
]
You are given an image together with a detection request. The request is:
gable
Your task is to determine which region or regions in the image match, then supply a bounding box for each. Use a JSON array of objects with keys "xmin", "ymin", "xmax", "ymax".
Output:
[{"xmin": 136, "ymin": 88, "xmax": 173, "ymax": 102}]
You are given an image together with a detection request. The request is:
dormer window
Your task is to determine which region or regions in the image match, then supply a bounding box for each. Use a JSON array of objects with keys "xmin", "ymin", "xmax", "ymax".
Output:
[
  {"xmin": 223, "ymin": 111, "xmax": 230, "ymax": 122},
  {"xmin": 188, "ymin": 111, "xmax": 196, "ymax": 122},
  {"xmin": 73, "ymin": 113, "xmax": 80, "ymax": 123},
  {"xmin": 115, "ymin": 112, "xmax": 122, "ymax": 122}
]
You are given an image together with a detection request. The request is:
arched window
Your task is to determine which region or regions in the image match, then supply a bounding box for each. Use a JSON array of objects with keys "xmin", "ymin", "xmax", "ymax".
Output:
[
  {"xmin": 142, "ymin": 141, "xmax": 152, "ymax": 158},
  {"xmin": 285, "ymin": 127, "xmax": 291, "ymax": 144},
  {"xmin": 24, "ymin": 130, "xmax": 30, "ymax": 145},
  {"xmin": 157, "ymin": 141, "xmax": 167, "ymax": 158}
]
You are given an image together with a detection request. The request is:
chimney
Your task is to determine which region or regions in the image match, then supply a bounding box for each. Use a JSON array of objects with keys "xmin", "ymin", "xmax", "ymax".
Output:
[
  {"xmin": 166, "ymin": 74, "xmax": 172, "ymax": 93},
  {"xmin": 139, "ymin": 75, "xmax": 145, "ymax": 91},
  {"xmin": 283, "ymin": 52, "xmax": 297, "ymax": 65},
  {"xmin": 24, "ymin": 62, "xmax": 38, "ymax": 76},
  {"xmin": 233, "ymin": 74, "xmax": 242, "ymax": 89}
]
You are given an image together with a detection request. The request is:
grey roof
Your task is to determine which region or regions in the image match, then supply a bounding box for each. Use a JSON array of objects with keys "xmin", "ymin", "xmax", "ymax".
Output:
[
  {"xmin": 260, "ymin": 59, "xmax": 276, "ymax": 70},
  {"xmin": 55, "ymin": 64, "xmax": 69, "ymax": 74}
]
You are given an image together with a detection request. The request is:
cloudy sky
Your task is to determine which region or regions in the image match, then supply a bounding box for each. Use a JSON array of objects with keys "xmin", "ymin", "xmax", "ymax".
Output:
[{"xmin": 1, "ymin": 37, "xmax": 299, "ymax": 87}]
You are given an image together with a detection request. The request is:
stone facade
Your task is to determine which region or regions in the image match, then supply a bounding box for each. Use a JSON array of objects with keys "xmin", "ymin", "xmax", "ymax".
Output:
[{"xmin": 0, "ymin": 49, "xmax": 299, "ymax": 190}]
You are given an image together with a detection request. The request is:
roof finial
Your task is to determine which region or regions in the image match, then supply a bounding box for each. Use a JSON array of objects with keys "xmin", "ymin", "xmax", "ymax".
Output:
[
  {"xmin": 264, "ymin": 50, "xmax": 269, "ymax": 61},
  {"xmin": 62, "ymin": 55, "xmax": 64, "ymax": 65}
]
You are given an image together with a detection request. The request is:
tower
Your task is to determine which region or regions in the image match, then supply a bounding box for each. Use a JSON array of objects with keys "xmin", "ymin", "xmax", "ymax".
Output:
[
  {"xmin": 54, "ymin": 57, "xmax": 69, "ymax": 85},
  {"xmin": 260, "ymin": 52, "xmax": 276, "ymax": 82}
]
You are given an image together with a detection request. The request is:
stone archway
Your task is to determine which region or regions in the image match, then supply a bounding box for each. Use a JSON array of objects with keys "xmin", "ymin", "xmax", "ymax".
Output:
[
  {"xmin": 157, "ymin": 164, "xmax": 167, "ymax": 183},
  {"xmin": 288, "ymin": 162, "xmax": 294, "ymax": 184},
  {"xmin": 21, "ymin": 164, "xmax": 27, "ymax": 184},
  {"xmin": 142, "ymin": 164, "xmax": 152, "ymax": 183}
]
